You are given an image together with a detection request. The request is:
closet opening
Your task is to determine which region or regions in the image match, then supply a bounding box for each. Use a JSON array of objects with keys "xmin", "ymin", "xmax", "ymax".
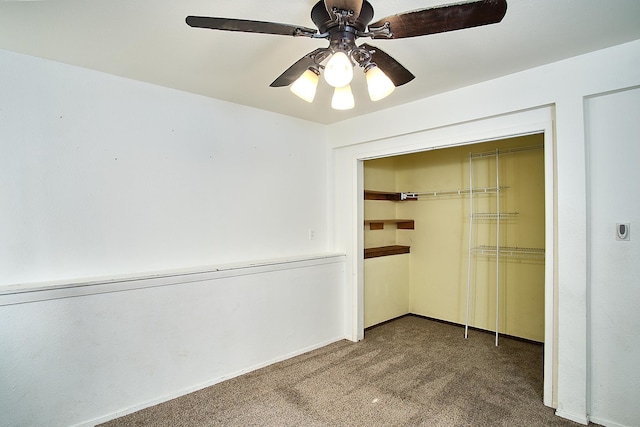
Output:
[{"xmin": 361, "ymin": 132, "xmax": 554, "ymax": 406}]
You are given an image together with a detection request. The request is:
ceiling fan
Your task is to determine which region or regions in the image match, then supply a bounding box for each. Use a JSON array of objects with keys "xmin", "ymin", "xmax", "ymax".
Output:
[{"xmin": 186, "ymin": 0, "xmax": 507, "ymax": 110}]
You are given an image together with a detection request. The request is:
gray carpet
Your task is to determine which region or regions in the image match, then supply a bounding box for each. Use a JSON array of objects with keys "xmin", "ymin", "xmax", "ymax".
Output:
[{"xmin": 100, "ymin": 315, "xmax": 583, "ymax": 426}]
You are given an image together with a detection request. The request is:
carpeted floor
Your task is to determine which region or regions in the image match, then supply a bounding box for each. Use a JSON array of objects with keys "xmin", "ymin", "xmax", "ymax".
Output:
[{"xmin": 100, "ymin": 315, "xmax": 583, "ymax": 426}]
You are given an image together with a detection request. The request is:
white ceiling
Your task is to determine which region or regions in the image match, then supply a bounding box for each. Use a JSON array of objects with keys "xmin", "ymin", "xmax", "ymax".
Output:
[{"xmin": 1, "ymin": 0, "xmax": 640, "ymax": 124}]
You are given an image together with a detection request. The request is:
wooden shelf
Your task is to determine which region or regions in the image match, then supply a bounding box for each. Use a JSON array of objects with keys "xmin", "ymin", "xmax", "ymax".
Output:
[
  {"xmin": 365, "ymin": 219, "xmax": 414, "ymax": 230},
  {"xmin": 364, "ymin": 190, "xmax": 402, "ymax": 201},
  {"xmin": 364, "ymin": 190, "xmax": 418, "ymax": 201},
  {"xmin": 364, "ymin": 245, "xmax": 411, "ymax": 259},
  {"xmin": 364, "ymin": 191, "xmax": 414, "ymax": 258}
]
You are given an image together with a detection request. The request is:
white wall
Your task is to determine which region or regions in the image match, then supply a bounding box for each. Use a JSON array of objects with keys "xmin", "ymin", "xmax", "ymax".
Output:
[
  {"xmin": 585, "ymin": 87, "xmax": 640, "ymax": 427},
  {"xmin": 329, "ymin": 39, "xmax": 640, "ymax": 425},
  {"xmin": 0, "ymin": 50, "xmax": 346, "ymax": 427},
  {"xmin": 0, "ymin": 255, "xmax": 345, "ymax": 427},
  {"xmin": 0, "ymin": 49, "xmax": 329, "ymax": 287}
]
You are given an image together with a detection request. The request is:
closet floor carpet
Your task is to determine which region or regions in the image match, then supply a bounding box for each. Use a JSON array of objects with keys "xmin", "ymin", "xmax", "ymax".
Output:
[{"xmin": 100, "ymin": 315, "xmax": 583, "ymax": 426}]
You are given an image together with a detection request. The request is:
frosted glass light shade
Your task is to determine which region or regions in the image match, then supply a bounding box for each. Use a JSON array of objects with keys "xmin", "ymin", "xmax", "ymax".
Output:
[
  {"xmin": 324, "ymin": 51, "xmax": 354, "ymax": 88},
  {"xmin": 290, "ymin": 69, "xmax": 319, "ymax": 103},
  {"xmin": 366, "ymin": 66, "xmax": 395, "ymax": 101},
  {"xmin": 331, "ymin": 85, "xmax": 355, "ymax": 110}
]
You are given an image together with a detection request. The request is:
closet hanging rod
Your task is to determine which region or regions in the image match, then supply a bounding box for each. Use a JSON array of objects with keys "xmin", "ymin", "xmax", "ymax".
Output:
[
  {"xmin": 403, "ymin": 186, "xmax": 509, "ymax": 199},
  {"xmin": 470, "ymin": 144, "xmax": 543, "ymax": 159}
]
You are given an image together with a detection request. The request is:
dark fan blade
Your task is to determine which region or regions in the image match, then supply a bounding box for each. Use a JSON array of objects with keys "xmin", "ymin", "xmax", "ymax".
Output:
[
  {"xmin": 186, "ymin": 16, "xmax": 317, "ymax": 37},
  {"xmin": 324, "ymin": 0, "xmax": 364, "ymax": 21},
  {"xmin": 360, "ymin": 43, "xmax": 415, "ymax": 87},
  {"xmin": 369, "ymin": 0, "xmax": 507, "ymax": 39},
  {"xmin": 270, "ymin": 48, "xmax": 331, "ymax": 87}
]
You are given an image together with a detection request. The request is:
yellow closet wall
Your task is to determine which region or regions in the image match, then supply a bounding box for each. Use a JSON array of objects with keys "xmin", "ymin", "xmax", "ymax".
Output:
[
  {"xmin": 364, "ymin": 134, "xmax": 545, "ymax": 341},
  {"xmin": 363, "ymin": 157, "xmax": 411, "ymax": 328}
]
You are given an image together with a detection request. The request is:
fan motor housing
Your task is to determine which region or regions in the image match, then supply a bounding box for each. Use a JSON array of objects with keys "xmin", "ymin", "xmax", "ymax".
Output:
[{"xmin": 311, "ymin": 0, "xmax": 375, "ymax": 33}]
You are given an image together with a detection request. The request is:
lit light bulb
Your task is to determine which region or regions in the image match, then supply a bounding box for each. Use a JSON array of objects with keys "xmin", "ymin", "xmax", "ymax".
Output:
[
  {"xmin": 290, "ymin": 69, "xmax": 319, "ymax": 103},
  {"xmin": 331, "ymin": 85, "xmax": 355, "ymax": 110},
  {"xmin": 324, "ymin": 51, "xmax": 354, "ymax": 88},
  {"xmin": 365, "ymin": 66, "xmax": 395, "ymax": 101}
]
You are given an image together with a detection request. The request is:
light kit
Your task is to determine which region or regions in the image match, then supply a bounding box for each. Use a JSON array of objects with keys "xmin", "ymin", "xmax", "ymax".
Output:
[{"xmin": 288, "ymin": 45, "xmax": 396, "ymax": 109}]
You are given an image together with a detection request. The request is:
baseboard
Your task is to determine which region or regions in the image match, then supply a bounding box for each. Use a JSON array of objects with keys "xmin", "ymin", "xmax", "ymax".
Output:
[
  {"xmin": 364, "ymin": 313, "xmax": 412, "ymax": 331},
  {"xmin": 370, "ymin": 313, "xmax": 544, "ymax": 346},
  {"xmin": 555, "ymin": 409, "xmax": 589, "ymax": 425},
  {"xmin": 588, "ymin": 415, "xmax": 628, "ymax": 427},
  {"xmin": 72, "ymin": 335, "xmax": 347, "ymax": 427}
]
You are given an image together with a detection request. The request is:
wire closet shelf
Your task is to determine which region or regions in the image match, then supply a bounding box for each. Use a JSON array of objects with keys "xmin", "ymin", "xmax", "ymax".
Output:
[{"xmin": 464, "ymin": 145, "xmax": 545, "ymax": 346}]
